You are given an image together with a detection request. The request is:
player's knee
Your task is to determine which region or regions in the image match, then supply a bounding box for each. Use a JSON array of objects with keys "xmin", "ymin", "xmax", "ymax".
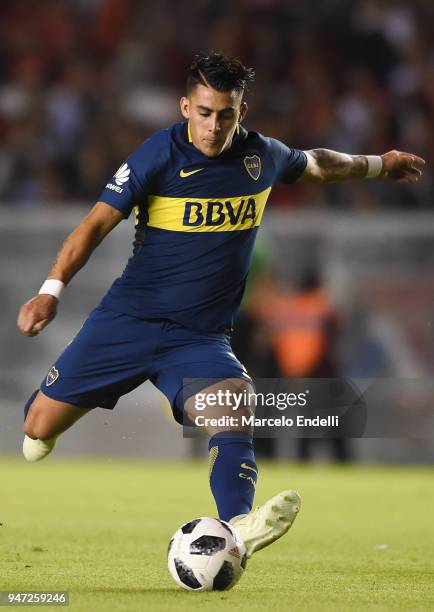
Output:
[
  {"xmin": 23, "ymin": 419, "xmax": 40, "ymax": 440},
  {"xmin": 185, "ymin": 379, "xmax": 253, "ymax": 414},
  {"xmin": 23, "ymin": 416, "xmax": 54, "ymax": 441},
  {"xmin": 23, "ymin": 412, "xmax": 36, "ymax": 438},
  {"xmin": 184, "ymin": 378, "xmax": 255, "ymax": 436}
]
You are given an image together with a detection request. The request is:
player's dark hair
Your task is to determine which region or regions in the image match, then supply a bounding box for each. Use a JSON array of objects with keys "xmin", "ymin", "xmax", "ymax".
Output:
[{"xmin": 187, "ymin": 52, "xmax": 255, "ymax": 95}]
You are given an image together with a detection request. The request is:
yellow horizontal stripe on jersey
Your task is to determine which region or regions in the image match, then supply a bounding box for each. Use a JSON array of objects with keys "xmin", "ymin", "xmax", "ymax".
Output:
[{"xmin": 146, "ymin": 187, "xmax": 272, "ymax": 232}]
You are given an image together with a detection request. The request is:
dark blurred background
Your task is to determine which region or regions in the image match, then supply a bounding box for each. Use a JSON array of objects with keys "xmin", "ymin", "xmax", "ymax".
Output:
[{"xmin": 0, "ymin": 0, "xmax": 432, "ymax": 208}]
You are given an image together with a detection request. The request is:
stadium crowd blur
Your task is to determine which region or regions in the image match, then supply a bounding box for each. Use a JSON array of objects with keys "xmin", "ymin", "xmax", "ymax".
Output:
[{"xmin": 0, "ymin": 0, "xmax": 432, "ymax": 209}]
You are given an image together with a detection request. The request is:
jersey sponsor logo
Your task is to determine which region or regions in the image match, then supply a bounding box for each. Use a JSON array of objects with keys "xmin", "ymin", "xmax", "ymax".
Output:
[
  {"xmin": 244, "ymin": 155, "xmax": 261, "ymax": 180},
  {"xmin": 46, "ymin": 366, "xmax": 59, "ymax": 387},
  {"xmin": 105, "ymin": 183, "xmax": 123, "ymax": 193},
  {"xmin": 114, "ymin": 163, "xmax": 130, "ymax": 186},
  {"xmin": 183, "ymin": 199, "xmax": 257, "ymax": 227},
  {"xmin": 179, "ymin": 167, "xmax": 204, "ymax": 178},
  {"xmin": 146, "ymin": 187, "xmax": 271, "ymax": 232}
]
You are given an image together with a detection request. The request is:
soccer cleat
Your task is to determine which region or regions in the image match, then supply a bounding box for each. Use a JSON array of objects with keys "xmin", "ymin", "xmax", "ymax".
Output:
[
  {"xmin": 229, "ymin": 490, "xmax": 301, "ymax": 558},
  {"xmin": 22, "ymin": 435, "xmax": 57, "ymax": 462}
]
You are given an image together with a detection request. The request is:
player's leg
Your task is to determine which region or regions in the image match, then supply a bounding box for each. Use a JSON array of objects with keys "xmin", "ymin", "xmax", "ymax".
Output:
[
  {"xmin": 23, "ymin": 390, "xmax": 91, "ymax": 462},
  {"xmin": 184, "ymin": 377, "xmax": 257, "ymax": 521},
  {"xmin": 153, "ymin": 322, "xmax": 301, "ymax": 557},
  {"xmin": 183, "ymin": 377, "xmax": 301, "ymax": 558},
  {"xmin": 24, "ymin": 390, "xmax": 91, "ymax": 439},
  {"xmin": 21, "ymin": 307, "xmax": 159, "ymax": 463}
]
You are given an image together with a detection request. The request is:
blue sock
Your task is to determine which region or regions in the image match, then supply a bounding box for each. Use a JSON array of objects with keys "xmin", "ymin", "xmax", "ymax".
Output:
[
  {"xmin": 23, "ymin": 389, "xmax": 38, "ymax": 422},
  {"xmin": 208, "ymin": 431, "xmax": 258, "ymax": 522}
]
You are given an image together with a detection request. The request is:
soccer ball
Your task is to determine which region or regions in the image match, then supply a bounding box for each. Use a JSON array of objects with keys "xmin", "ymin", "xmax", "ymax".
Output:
[{"xmin": 167, "ymin": 517, "xmax": 247, "ymax": 591}]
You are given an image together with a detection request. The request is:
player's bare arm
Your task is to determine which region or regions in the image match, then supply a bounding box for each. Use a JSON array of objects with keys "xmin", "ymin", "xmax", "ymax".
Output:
[
  {"xmin": 299, "ymin": 149, "xmax": 425, "ymax": 184},
  {"xmin": 17, "ymin": 202, "xmax": 123, "ymax": 338}
]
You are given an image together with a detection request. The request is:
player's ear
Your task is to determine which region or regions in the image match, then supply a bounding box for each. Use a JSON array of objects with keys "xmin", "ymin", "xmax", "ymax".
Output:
[
  {"xmin": 239, "ymin": 101, "xmax": 248, "ymax": 123},
  {"xmin": 180, "ymin": 96, "xmax": 190, "ymax": 119}
]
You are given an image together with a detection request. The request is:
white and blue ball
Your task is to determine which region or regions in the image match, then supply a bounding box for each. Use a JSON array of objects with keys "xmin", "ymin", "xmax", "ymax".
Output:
[{"xmin": 167, "ymin": 517, "xmax": 247, "ymax": 591}]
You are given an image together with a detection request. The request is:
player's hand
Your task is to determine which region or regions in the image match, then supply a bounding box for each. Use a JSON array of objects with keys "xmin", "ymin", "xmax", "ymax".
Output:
[
  {"xmin": 17, "ymin": 294, "xmax": 58, "ymax": 337},
  {"xmin": 380, "ymin": 150, "xmax": 425, "ymax": 183}
]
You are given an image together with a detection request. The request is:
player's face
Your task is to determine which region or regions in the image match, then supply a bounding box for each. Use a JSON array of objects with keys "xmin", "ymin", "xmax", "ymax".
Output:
[{"xmin": 180, "ymin": 84, "xmax": 247, "ymax": 157}]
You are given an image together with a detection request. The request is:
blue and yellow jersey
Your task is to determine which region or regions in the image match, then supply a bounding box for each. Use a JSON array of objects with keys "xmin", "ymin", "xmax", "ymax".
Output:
[{"xmin": 98, "ymin": 122, "xmax": 307, "ymax": 331}]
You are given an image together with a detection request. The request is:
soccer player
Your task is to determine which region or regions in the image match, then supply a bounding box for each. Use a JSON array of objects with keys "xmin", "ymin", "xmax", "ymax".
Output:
[{"xmin": 17, "ymin": 53, "xmax": 424, "ymax": 559}]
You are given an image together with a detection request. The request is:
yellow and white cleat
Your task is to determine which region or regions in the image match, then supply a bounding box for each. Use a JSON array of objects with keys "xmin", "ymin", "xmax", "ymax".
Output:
[
  {"xmin": 230, "ymin": 490, "xmax": 301, "ymax": 558},
  {"xmin": 22, "ymin": 435, "xmax": 57, "ymax": 462}
]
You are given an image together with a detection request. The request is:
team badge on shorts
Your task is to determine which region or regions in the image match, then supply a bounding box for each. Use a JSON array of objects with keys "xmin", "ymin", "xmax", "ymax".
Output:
[
  {"xmin": 46, "ymin": 366, "xmax": 59, "ymax": 387},
  {"xmin": 244, "ymin": 155, "xmax": 261, "ymax": 180}
]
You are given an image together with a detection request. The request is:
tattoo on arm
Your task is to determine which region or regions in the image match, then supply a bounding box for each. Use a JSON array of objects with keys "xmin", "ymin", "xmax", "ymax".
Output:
[{"xmin": 307, "ymin": 149, "xmax": 368, "ymax": 182}]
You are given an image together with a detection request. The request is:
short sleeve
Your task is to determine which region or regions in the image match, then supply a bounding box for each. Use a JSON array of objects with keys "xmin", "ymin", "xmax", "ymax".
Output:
[
  {"xmin": 268, "ymin": 138, "xmax": 308, "ymax": 184},
  {"xmin": 98, "ymin": 131, "xmax": 168, "ymax": 218}
]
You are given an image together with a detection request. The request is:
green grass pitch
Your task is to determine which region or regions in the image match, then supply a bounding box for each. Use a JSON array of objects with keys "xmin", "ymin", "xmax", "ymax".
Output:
[{"xmin": 0, "ymin": 457, "xmax": 433, "ymax": 611}]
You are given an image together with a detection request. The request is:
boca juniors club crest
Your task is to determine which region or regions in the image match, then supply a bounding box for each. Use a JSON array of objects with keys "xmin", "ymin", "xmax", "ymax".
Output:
[
  {"xmin": 243, "ymin": 155, "xmax": 261, "ymax": 181},
  {"xmin": 46, "ymin": 366, "xmax": 59, "ymax": 387}
]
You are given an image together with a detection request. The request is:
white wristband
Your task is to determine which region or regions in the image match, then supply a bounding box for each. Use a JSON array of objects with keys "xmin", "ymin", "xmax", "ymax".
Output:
[
  {"xmin": 38, "ymin": 279, "xmax": 65, "ymax": 300},
  {"xmin": 366, "ymin": 155, "xmax": 383, "ymax": 178}
]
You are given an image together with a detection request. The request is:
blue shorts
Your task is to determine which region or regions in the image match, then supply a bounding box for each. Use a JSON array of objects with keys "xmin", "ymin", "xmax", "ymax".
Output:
[{"xmin": 40, "ymin": 306, "xmax": 250, "ymax": 424}]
